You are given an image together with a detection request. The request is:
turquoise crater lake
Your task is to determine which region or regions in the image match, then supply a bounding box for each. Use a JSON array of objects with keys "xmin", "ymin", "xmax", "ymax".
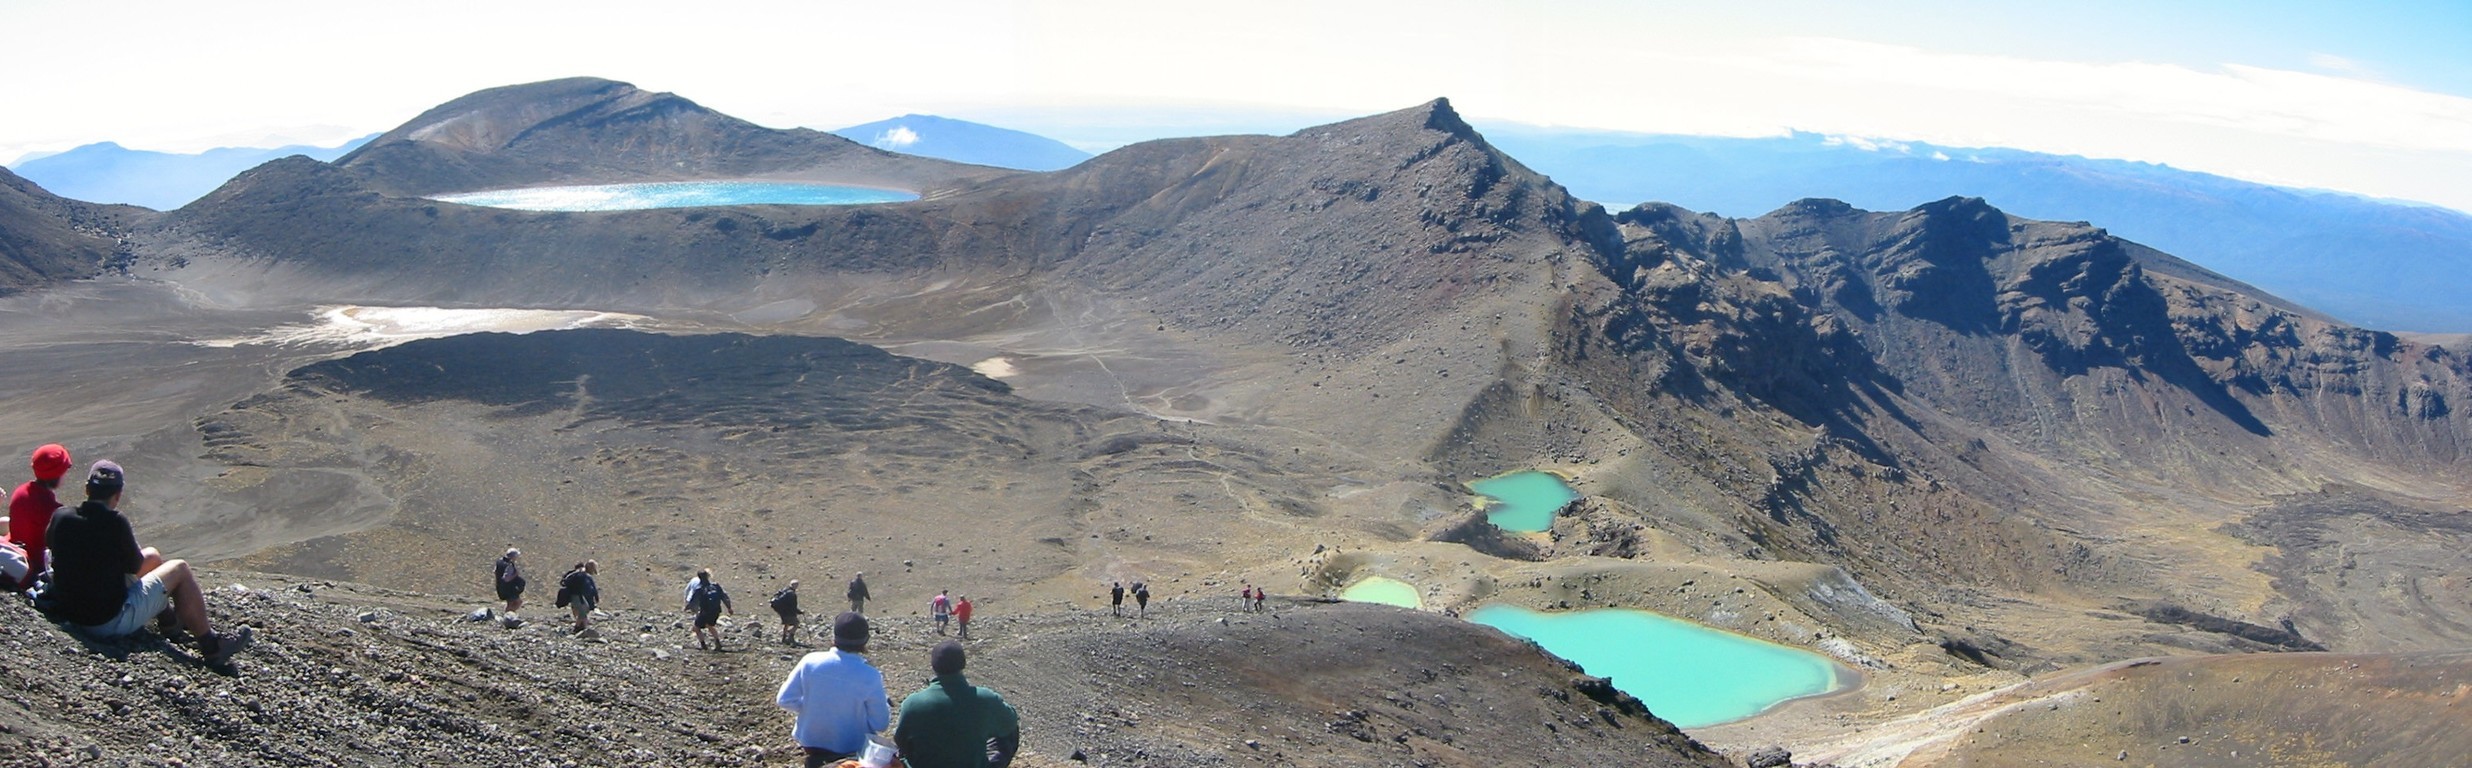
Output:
[
  {"xmin": 1336, "ymin": 576, "xmax": 1422, "ymax": 609},
  {"xmin": 433, "ymin": 181, "xmax": 918, "ymax": 211},
  {"xmin": 1471, "ymin": 471, "xmax": 1579, "ymax": 533},
  {"xmin": 1467, "ymin": 604, "xmax": 1842, "ymax": 728}
]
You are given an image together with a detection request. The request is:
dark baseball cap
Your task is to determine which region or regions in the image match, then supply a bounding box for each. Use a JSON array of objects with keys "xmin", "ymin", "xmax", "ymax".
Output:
[
  {"xmin": 84, "ymin": 460, "xmax": 124, "ymax": 497},
  {"xmin": 833, "ymin": 611, "xmax": 870, "ymax": 650}
]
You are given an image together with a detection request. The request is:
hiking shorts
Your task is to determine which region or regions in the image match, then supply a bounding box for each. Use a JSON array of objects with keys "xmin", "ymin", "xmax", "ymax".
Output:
[
  {"xmin": 85, "ymin": 572, "xmax": 173, "ymax": 638},
  {"xmin": 695, "ymin": 609, "xmax": 722, "ymax": 629},
  {"xmin": 570, "ymin": 601, "xmax": 592, "ymax": 625},
  {"xmin": 775, "ymin": 608, "xmax": 799, "ymax": 627},
  {"xmin": 496, "ymin": 580, "xmax": 524, "ymax": 603}
]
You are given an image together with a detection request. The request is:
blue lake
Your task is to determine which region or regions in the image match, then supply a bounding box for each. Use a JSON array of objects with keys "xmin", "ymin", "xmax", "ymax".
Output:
[
  {"xmin": 1336, "ymin": 576, "xmax": 1422, "ymax": 609},
  {"xmin": 1467, "ymin": 604, "xmax": 1842, "ymax": 728},
  {"xmin": 434, "ymin": 181, "xmax": 917, "ymax": 211},
  {"xmin": 1471, "ymin": 470, "xmax": 1579, "ymax": 532}
]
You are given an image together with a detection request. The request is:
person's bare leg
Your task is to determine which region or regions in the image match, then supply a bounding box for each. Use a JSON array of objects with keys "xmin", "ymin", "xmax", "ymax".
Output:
[
  {"xmin": 138, "ymin": 546, "xmax": 163, "ymax": 573},
  {"xmin": 150, "ymin": 559, "xmax": 211, "ymax": 639}
]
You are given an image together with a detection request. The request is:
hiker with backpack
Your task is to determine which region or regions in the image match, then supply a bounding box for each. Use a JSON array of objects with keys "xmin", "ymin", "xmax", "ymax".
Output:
[
  {"xmin": 772, "ymin": 580, "xmax": 803, "ymax": 646},
  {"xmin": 556, "ymin": 560, "xmax": 599, "ymax": 634},
  {"xmin": 692, "ymin": 574, "xmax": 734, "ymax": 650},
  {"xmin": 1132, "ymin": 581, "xmax": 1150, "ymax": 617},
  {"xmin": 6, "ymin": 444, "xmax": 74, "ymax": 590},
  {"xmin": 41, "ymin": 461, "xmax": 252, "ymax": 664},
  {"xmin": 846, "ymin": 572, "xmax": 868, "ymax": 614},
  {"xmin": 1109, "ymin": 581, "xmax": 1124, "ymax": 617},
  {"xmin": 493, "ymin": 548, "xmax": 526, "ymax": 626}
]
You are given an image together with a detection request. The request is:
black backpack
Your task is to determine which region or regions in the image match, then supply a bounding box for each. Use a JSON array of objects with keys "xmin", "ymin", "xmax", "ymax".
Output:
[
  {"xmin": 696, "ymin": 582, "xmax": 726, "ymax": 612},
  {"xmin": 554, "ymin": 569, "xmax": 584, "ymax": 608},
  {"xmin": 770, "ymin": 587, "xmax": 797, "ymax": 614}
]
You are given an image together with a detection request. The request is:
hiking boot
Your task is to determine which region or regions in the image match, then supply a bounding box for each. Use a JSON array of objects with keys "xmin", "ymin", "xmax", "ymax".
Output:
[{"xmin": 203, "ymin": 626, "xmax": 254, "ymax": 665}]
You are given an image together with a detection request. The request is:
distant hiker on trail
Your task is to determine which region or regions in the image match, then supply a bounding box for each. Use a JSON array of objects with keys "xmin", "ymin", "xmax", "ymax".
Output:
[
  {"xmin": 1109, "ymin": 582, "xmax": 1124, "ymax": 617},
  {"xmin": 776, "ymin": 612, "xmax": 890, "ymax": 767},
  {"xmin": 493, "ymin": 548, "xmax": 526, "ymax": 626},
  {"xmin": 1239, "ymin": 583, "xmax": 1254, "ymax": 613},
  {"xmin": 954, "ymin": 594, "xmax": 974, "ymax": 641},
  {"xmin": 772, "ymin": 580, "xmax": 804, "ymax": 646},
  {"xmin": 893, "ymin": 640, "xmax": 1020, "ymax": 768},
  {"xmin": 931, "ymin": 589, "xmax": 953, "ymax": 636},
  {"xmin": 692, "ymin": 575, "xmax": 735, "ymax": 650},
  {"xmin": 42, "ymin": 461, "xmax": 252, "ymax": 664},
  {"xmin": 686, "ymin": 569, "xmax": 712, "ymax": 612},
  {"xmin": 847, "ymin": 572, "xmax": 869, "ymax": 614},
  {"xmin": 1252, "ymin": 584, "xmax": 1267, "ymax": 612},
  {"xmin": 6, "ymin": 444, "xmax": 74, "ymax": 590},
  {"xmin": 557, "ymin": 560, "xmax": 599, "ymax": 634},
  {"xmin": 1132, "ymin": 581, "xmax": 1150, "ymax": 617}
]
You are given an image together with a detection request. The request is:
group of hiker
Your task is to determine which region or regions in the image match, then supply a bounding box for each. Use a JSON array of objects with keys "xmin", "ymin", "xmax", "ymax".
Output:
[{"xmin": 2, "ymin": 445, "xmax": 254, "ymax": 665}]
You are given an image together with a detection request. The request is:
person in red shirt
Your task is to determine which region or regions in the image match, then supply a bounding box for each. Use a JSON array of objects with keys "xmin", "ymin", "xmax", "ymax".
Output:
[
  {"xmin": 954, "ymin": 595, "xmax": 974, "ymax": 641},
  {"xmin": 6, "ymin": 444, "xmax": 73, "ymax": 587}
]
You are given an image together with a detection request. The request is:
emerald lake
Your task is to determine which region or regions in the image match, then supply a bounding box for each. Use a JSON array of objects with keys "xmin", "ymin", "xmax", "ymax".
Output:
[
  {"xmin": 1467, "ymin": 604, "xmax": 1843, "ymax": 728},
  {"xmin": 1471, "ymin": 470, "xmax": 1579, "ymax": 532}
]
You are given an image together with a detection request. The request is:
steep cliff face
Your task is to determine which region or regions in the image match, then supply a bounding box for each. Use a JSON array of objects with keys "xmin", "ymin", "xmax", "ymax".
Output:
[{"xmin": 0, "ymin": 167, "xmax": 142, "ymax": 293}]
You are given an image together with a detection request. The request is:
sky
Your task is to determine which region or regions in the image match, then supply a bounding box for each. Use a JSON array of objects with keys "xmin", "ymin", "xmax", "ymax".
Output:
[{"xmin": 5, "ymin": 0, "xmax": 2470, "ymax": 212}]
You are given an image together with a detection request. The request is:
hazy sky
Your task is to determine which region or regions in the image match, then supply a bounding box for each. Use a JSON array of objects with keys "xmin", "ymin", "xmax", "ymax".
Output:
[{"xmin": 6, "ymin": 0, "xmax": 2470, "ymax": 212}]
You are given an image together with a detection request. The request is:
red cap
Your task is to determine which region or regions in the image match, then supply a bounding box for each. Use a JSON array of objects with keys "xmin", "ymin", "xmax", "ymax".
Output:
[{"xmin": 30, "ymin": 444, "xmax": 71, "ymax": 482}]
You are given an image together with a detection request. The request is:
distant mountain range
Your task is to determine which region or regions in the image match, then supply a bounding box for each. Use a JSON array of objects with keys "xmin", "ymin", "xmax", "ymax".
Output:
[
  {"xmin": 7, "ymin": 137, "xmax": 372, "ymax": 211},
  {"xmin": 1475, "ymin": 126, "xmax": 2472, "ymax": 333},
  {"xmin": 832, "ymin": 114, "xmax": 1091, "ymax": 171}
]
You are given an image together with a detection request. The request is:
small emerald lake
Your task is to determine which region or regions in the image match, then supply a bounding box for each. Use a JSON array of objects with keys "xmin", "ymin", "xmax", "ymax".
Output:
[
  {"xmin": 1336, "ymin": 576, "xmax": 1422, "ymax": 609},
  {"xmin": 1467, "ymin": 604, "xmax": 1843, "ymax": 728},
  {"xmin": 1471, "ymin": 471, "xmax": 1578, "ymax": 532},
  {"xmin": 434, "ymin": 181, "xmax": 917, "ymax": 211}
]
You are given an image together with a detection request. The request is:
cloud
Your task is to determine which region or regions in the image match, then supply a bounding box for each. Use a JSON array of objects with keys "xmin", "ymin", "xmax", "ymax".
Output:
[{"xmin": 872, "ymin": 126, "xmax": 921, "ymax": 149}]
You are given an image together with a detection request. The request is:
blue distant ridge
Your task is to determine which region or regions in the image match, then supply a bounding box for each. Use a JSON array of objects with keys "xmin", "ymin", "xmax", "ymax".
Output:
[
  {"xmin": 10, "ymin": 135, "xmax": 374, "ymax": 210},
  {"xmin": 433, "ymin": 181, "xmax": 916, "ymax": 211},
  {"xmin": 1479, "ymin": 124, "xmax": 2472, "ymax": 333},
  {"xmin": 834, "ymin": 115, "xmax": 1091, "ymax": 172}
]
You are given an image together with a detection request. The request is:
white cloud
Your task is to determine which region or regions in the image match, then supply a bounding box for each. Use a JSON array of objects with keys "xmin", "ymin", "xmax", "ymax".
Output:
[{"xmin": 873, "ymin": 126, "xmax": 922, "ymax": 149}]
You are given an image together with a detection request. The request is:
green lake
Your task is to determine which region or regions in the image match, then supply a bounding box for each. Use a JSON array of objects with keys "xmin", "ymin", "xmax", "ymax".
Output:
[
  {"xmin": 1471, "ymin": 471, "xmax": 1579, "ymax": 532},
  {"xmin": 1466, "ymin": 604, "xmax": 1842, "ymax": 728},
  {"xmin": 1336, "ymin": 576, "xmax": 1423, "ymax": 609}
]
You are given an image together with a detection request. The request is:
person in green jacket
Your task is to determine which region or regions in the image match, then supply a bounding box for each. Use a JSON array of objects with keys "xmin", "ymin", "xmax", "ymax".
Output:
[{"xmin": 893, "ymin": 640, "xmax": 1019, "ymax": 768}]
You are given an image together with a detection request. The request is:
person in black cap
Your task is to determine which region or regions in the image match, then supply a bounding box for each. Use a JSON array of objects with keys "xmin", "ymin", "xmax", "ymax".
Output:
[
  {"xmin": 894, "ymin": 640, "xmax": 1020, "ymax": 768},
  {"xmin": 775, "ymin": 612, "xmax": 890, "ymax": 766},
  {"xmin": 44, "ymin": 460, "xmax": 253, "ymax": 664}
]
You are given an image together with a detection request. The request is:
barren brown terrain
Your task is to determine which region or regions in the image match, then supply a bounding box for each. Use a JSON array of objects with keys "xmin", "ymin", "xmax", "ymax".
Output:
[{"xmin": 2, "ymin": 77, "xmax": 2467, "ymax": 766}]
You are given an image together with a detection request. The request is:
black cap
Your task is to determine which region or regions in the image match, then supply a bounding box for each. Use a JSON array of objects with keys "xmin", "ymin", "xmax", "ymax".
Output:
[
  {"xmin": 930, "ymin": 639, "xmax": 966, "ymax": 676},
  {"xmin": 832, "ymin": 611, "xmax": 870, "ymax": 650},
  {"xmin": 84, "ymin": 460, "xmax": 124, "ymax": 498}
]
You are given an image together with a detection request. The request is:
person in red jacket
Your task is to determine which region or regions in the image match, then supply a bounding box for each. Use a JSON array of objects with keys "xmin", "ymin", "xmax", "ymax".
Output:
[
  {"xmin": 6, "ymin": 444, "xmax": 73, "ymax": 588},
  {"xmin": 954, "ymin": 595, "xmax": 974, "ymax": 640}
]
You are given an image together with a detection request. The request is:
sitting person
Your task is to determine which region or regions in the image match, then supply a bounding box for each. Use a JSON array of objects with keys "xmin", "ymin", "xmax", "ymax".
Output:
[
  {"xmin": 44, "ymin": 461, "xmax": 251, "ymax": 664},
  {"xmin": 893, "ymin": 640, "xmax": 1019, "ymax": 768}
]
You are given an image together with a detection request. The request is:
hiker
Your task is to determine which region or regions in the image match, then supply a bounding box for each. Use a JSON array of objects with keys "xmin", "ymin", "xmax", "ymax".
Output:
[
  {"xmin": 685, "ymin": 568, "xmax": 712, "ymax": 606},
  {"xmin": 6, "ymin": 444, "xmax": 73, "ymax": 589},
  {"xmin": 1109, "ymin": 582, "xmax": 1124, "ymax": 617},
  {"xmin": 1239, "ymin": 583, "xmax": 1253, "ymax": 612},
  {"xmin": 558, "ymin": 560, "xmax": 599, "ymax": 634},
  {"xmin": 1252, "ymin": 584, "xmax": 1267, "ymax": 612},
  {"xmin": 1133, "ymin": 581, "xmax": 1149, "ymax": 617},
  {"xmin": 493, "ymin": 548, "xmax": 526, "ymax": 624},
  {"xmin": 776, "ymin": 612, "xmax": 890, "ymax": 767},
  {"xmin": 931, "ymin": 589, "xmax": 953, "ymax": 636},
  {"xmin": 846, "ymin": 572, "xmax": 868, "ymax": 614},
  {"xmin": 954, "ymin": 594, "xmax": 974, "ymax": 641},
  {"xmin": 893, "ymin": 640, "xmax": 1020, "ymax": 768},
  {"xmin": 692, "ymin": 574, "xmax": 734, "ymax": 650},
  {"xmin": 42, "ymin": 461, "xmax": 252, "ymax": 664},
  {"xmin": 772, "ymin": 580, "xmax": 803, "ymax": 645}
]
